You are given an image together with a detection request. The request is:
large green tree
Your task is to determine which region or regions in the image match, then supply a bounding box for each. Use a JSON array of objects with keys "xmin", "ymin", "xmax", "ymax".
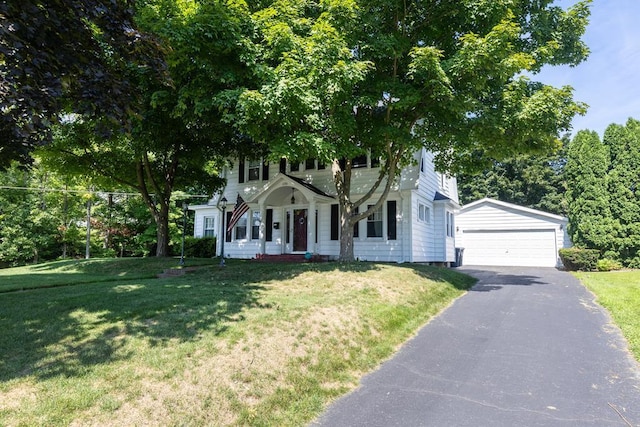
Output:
[
  {"xmin": 458, "ymin": 144, "xmax": 568, "ymax": 215},
  {"xmin": 39, "ymin": 0, "xmax": 257, "ymax": 256},
  {"xmin": 0, "ymin": 0, "xmax": 168, "ymax": 168},
  {"xmin": 564, "ymin": 130, "xmax": 617, "ymax": 252},
  {"xmin": 603, "ymin": 119, "xmax": 640, "ymax": 266},
  {"xmin": 239, "ymin": 0, "xmax": 590, "ymax": 261}
]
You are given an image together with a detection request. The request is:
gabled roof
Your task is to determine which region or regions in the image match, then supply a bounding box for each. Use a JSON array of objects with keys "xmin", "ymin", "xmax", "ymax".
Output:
[
  {"xmin": 460, "ymin": 197, "xmax": 567, "ymax": 222},
  {"xmin": 283, "ymin": 174, "xmax": 334, "ymax": 198},
  {"xmin": 245, "ymin": 172, "xmax": 335, "ymax": 204}
]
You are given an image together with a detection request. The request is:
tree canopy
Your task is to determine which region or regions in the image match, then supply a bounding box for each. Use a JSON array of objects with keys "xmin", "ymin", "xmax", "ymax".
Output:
[
  {"xmin": 239, "ymin": 0, "xmax": 591, "ymax": 260},
  {"xmin": 37, "ymin": 0, "xmax": 259, "ymax": 256},
  {"xmin": 0, "ymin": 0, "xmax": 168, "ymax": 169}
]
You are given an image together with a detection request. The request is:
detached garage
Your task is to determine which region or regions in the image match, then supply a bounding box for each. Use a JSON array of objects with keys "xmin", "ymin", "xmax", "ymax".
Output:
[{"xmin": 456, "ymin": 198, "xmax": 571, "ymax": 268}]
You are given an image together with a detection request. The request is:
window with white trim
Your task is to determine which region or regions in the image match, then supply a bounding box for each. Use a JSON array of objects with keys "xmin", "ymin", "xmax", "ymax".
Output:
[
  {"xmin": 446, "ymin": 211, "xmax": 454, "ymax": 237},
  {"xmin": 418, "ymin": 204, "xmax": 430, "ymax": 223},
  {"xmin": 367, "ymin": 205, "xmax": 383, "ymax": 238},
  {"xmin": 236, "ymin": 214, "xmax": 248, "ymax": 240},
  {"xmin": 251, "ymin": 211, "xmax": 261, "ymax": 240},
  {"xmin": 203, "ymin": 217, "xmax": 216, "ymax": 237},
  {"xmin": 248, "ymin": 159, "xmax": 261, "ymax": 181}
]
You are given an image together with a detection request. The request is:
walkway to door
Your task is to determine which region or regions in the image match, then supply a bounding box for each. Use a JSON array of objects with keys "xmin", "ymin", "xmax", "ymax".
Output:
[{"xmin": 312, "ymin": 266, "xmax": 640, "ymax": 427}]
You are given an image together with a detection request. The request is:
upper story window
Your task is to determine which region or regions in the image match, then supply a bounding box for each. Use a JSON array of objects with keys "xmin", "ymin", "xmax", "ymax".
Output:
[
  {"xmin": 305, "ymin": 158, "xmax": 316, "ymax": 170},
  {"xmin": 239, "ymin": 158, "xmax": 269, "ymax": 183},
  {"xmin": 248, "ymin": 160, "xmax": 260, "ymax": 181}
]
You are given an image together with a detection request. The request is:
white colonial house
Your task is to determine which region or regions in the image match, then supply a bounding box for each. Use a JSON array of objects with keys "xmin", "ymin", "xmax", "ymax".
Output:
[{"xmin": 189, "ymin": 149, "xmax": 459, "ymax": 263}]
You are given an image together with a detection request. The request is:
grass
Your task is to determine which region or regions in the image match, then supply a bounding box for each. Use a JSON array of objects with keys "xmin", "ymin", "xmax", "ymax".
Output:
[
  {"xmin": 0, "ymin": 258, "xmax": 476, "ymax": 426},
  {"xmin": 576, "ymin": 270, "xmax": 640, "ymax": 361}
]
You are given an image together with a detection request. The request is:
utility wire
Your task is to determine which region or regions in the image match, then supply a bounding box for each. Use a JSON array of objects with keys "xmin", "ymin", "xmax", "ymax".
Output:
[{"xmin": 0, "ymin": 186, "xmax": 210, "ymax": 198}]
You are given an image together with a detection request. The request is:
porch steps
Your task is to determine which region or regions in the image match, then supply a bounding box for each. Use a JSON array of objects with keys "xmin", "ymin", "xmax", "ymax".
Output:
[{"xmin": 253, "ymin": 254, "xmax": 330, "ymax": 263}]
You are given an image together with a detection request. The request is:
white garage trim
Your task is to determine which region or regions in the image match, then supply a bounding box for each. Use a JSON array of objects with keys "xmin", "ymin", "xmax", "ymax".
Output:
[{"xmin": 456, "ymin": 198, "xmax": 571, "ymax": 268}]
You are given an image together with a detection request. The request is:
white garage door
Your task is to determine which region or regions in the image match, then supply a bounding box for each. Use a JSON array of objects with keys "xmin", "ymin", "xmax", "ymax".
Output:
[{"xmin": 461, "ymin": 229, "xmax": 558, "ymax": 267}]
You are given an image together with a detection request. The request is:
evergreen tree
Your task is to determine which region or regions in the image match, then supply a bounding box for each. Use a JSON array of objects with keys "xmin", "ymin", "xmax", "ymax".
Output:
[
  {"xmin": 603, "ymin": 119, "xmax": 640, "ymax": 266},
  {"xmin": 564, "ymin": 130, "xmax": 618, "ymax": 251},
  {"xmin": 458, "ymin": 145, "xmax": 568, "ymax": 215}
]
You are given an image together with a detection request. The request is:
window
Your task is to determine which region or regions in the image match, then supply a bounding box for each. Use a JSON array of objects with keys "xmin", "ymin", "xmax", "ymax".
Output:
[
  {"xmin": 251, "ymin": 211, "xmax": 261, "ymax": 240},
  {"xmin": 236, "ymin": 213, "xmax": 247, "ymax": 240},
  {"xmin": 367, "ymin": 204, "xmax": 383, "ymax": 238},
  {"xmin": 290, "ymin": 162, "xmax": 300, "ymax": 172},
  {"xmin": 203, "ymin": 217, "xmax": 216, "ymax": 237},
  {"xmin": 446, "ymin": 211, "xmax": 454, "ymax": 237},
  {"xmin": 418, "ymin": 203, "xmax": 430, "ymax": 223},
  {"xmin": 305, "ymin": 158, "xmax": 316, "ymax": 170},
  {"xmin": 248, "ymin": 159, "xmax": 261, "ymax": 181},
  {"xmin": 352, "ymin": 155, "xmax": 368, "ymax": 169}
]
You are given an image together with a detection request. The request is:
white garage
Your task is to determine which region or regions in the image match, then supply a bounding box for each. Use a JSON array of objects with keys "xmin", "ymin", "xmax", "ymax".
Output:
[{"xmin": 456, "ymin": 198, "xmax": 571, "ymax": 268}]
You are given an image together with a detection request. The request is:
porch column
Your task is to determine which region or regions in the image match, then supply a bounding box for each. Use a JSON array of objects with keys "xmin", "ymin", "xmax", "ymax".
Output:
[
  {"xmin": 259, "ymin": 204, "xmax": 267, "ymax": 255},
  {"xmin": 307, "ymin": 199, "xmax": 316, "ymax": 253}
]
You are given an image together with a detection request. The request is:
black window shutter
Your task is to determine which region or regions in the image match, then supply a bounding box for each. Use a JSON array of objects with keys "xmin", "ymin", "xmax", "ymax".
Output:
[
  {"xmin": 330, "ymin": 204, "xmax": 339, "ymax": 240},
  {"xmin": 262, "ymin": 161, "xmax": 269, "ymax": 181},
  {"xmin": 387, "ymin": 200, "xmax": 397, "ymax": 240},
  {"xmin": 238, "ymin": 159, "xmax": 245, "ymax": 183},
  {"xmin": 353, "ymin": 206, "xmax": 359, "ymax": 237},
  {"xmin": 266, "ymin": 209, "xmax": 273, "ymax": 242}
]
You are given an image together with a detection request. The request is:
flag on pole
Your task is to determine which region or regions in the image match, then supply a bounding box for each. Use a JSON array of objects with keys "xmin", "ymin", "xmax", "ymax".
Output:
[{"xmin": 226, "ymin": 194, "xmax": 249, "ymax": 233}]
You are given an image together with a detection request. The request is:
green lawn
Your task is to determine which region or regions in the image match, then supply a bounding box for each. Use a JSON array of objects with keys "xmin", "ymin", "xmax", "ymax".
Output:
[
  {"xmin": 576, "ymin": 270, "xmax": 640, "ymax": 361},
  {"xmin": 0, "ymin": 258, "xmax": 475, "ymax": 426}
]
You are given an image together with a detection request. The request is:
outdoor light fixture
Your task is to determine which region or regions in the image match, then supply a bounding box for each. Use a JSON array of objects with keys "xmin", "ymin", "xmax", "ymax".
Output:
[
  {"xmin": 180, "ymin": 202, "xmax": 189, "ymax": 265},
  {"xmin": 219, "ymin": 196, "xmax": 227, "ymax": 267},
  {"xmin": 291, "ymin": 188, "xmax": 296, "ymax": 204}
]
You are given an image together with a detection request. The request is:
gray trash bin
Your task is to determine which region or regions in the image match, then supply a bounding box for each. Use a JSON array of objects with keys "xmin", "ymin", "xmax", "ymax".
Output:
[{"xmin": 454, "ymin": 247, "xmax": 464, "ymax": 267}]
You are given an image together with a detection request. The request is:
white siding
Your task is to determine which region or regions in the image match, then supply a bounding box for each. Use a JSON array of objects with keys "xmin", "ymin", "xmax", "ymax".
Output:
[
  {"xmin": 456, "ymin": 199, "xmax": 571, "ymax": 267},
  {"xmin": 190, "ymin": 151, "xmax": 459, "ymax": 264}
]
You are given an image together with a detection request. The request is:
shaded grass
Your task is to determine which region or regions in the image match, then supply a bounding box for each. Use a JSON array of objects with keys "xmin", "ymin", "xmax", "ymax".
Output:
[
  {"xmin": 0, "ymin": 259, "xmax": 476, "ymax": 426},
  {"xmin": 576, "ymin": 270, "xmax": 640, "ymax": 361},
  {"xmin": 0, "ymin": 257, "xmax": 213, "ymax": 292}
]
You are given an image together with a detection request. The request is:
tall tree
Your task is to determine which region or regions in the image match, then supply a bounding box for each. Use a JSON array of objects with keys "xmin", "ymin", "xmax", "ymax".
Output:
[
  {"xmin": 39, "ymin": 0, "xmax": 257, "ymax": 256},
  {"xmin": 239, "ymin": 0, "xmax": 590, "ymax": 261},
  {"xmin": 603, "ymin": 118, "xmax": 640, "ymax": 266},
  {"xmin": 564, "ymin": 130, "xmax": 617, "ymax": 251},
  {"xmin": 458, "ymin": 143, "xmax": 568, "ymax": 216},
  {"xmin": 0, "ymin": 0, "xmax": 168, "ymax": 168}
]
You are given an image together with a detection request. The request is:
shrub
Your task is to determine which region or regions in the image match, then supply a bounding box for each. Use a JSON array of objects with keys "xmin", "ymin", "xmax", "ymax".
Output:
[
  {"xmin": 184, "ymin": 237, "xmax": 217, "ymax": 258},
  {"xmin": 559, "ymin": 248, "xmax": 600, "ymax": 271},
  {"xmin": 596, "ymin": 258, "xmax": 622, "ymax": 272}
]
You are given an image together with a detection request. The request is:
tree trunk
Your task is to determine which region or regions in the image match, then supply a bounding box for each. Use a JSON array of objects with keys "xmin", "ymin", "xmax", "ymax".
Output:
[
  {"xmin": 338, "ymin": 202, "xmax": 356, "ymax": 262},
  {"xmin": 155, "ymin": 202, "xmax": 170, "ymax": 257}
]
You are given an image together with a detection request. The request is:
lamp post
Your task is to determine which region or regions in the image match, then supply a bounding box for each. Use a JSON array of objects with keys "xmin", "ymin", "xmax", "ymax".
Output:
[
  {"xmin": 180, "ymin": 202, "xmax": 188, "ymax": 265},
  {"xmin": 219, "ymin": 196, "xmax": 227, "ymax": 267}
]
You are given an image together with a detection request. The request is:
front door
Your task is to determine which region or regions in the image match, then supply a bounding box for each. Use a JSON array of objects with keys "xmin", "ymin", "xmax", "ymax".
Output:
[{"xmin": 293, "ymin": 209, "xmax": 307, "ymax": 252}]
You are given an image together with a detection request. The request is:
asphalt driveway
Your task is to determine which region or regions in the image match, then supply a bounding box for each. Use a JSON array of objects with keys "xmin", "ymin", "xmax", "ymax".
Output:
[{"xmin": 311, "ymin": 266, "xmax": 640, "ymax": 426}]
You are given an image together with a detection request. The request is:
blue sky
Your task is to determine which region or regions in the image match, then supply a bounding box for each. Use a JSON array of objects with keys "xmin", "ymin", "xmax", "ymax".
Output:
[{"xmin": 536, "ymin": 0, "xmax": 640, "ymax": 137}]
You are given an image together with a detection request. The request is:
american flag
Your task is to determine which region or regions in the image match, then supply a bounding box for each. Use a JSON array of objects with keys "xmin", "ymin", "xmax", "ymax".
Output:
[{"xmin": 226, "ymin": 194, "xmax": 249, "ymax": 233}]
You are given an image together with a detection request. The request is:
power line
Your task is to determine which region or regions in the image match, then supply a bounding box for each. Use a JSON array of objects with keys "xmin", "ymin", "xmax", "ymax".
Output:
[{"xmin": 0, "ymin": 186, "xmax": 210, "ymax": 198}]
